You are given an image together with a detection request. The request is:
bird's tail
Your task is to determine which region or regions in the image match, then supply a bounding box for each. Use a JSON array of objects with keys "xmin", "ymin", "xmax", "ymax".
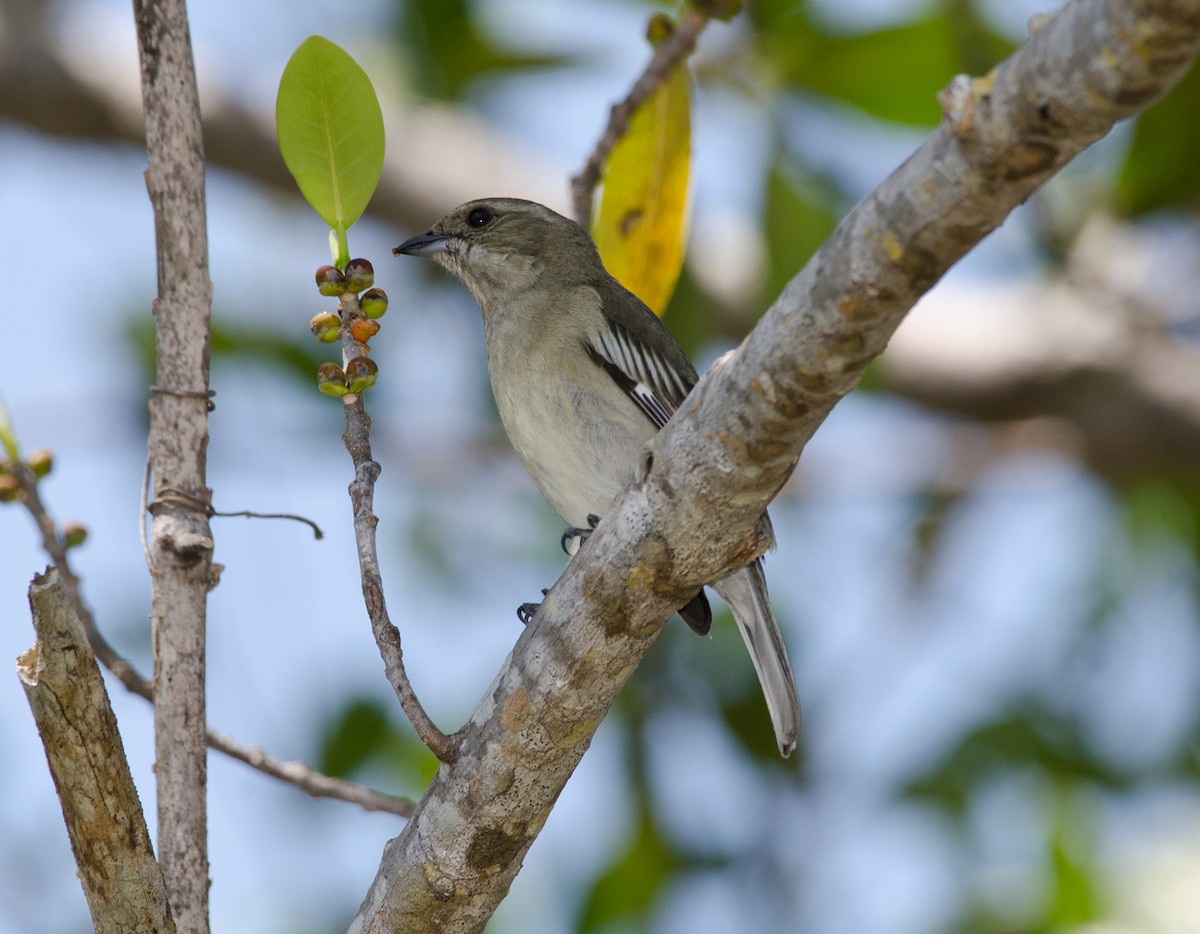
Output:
[{"xmin": 713, "ymin": 560, "xmax": 801, "ymax": 757}]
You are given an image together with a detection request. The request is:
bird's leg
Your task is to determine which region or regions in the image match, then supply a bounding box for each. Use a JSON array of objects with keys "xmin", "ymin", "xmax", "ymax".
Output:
[
  {"xmin": 560, "ymin": 513, "xmax": 601, "ymax": 556},
  {"xmin": 517, "ymin": 589, "xmax": 550, "ymax": 625},
  {"xmin": 524, "ymin": 513, "xmax": 600, "ymax": 621}
]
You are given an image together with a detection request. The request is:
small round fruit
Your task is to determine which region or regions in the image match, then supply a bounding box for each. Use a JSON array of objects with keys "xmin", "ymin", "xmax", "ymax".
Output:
[
  {"xmin": 345, "ymin": 356, "xmax": 378, "ymax": 394},
  {"xmin": 360, "ymin": 288, "xmax": 389, "ymax": 319},
  {"xmin": 317, "ymin": 362, "xmax": 350, "ymax": 397},
  {"xmin": 345, "ymin": 258, "xmax": 375, "ymax": 293},
  {"xmin": 310, "ymin": 312, "xmax": 341, "ymax": 343},
  {"xmin": 349, "ymin": 318, "xmax": 381, "ymax": 343},
  {"xmin": 316, "ymin": 265, "xmax": 347, "ymax": 296}
]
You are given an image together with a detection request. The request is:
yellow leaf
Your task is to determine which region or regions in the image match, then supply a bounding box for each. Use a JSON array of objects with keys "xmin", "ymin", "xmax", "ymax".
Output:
[{"xmin": 592, "ymin": 64, "xmax": 691, "ymax": 316}]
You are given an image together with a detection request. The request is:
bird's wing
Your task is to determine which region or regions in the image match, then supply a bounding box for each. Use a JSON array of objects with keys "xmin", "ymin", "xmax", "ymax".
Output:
[{"xmin": 585, "ymin": 316, "xmax": 695, "ymax": 430}]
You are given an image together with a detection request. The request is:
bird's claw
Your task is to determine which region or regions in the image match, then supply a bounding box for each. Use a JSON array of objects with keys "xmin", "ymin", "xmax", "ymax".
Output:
[
  {"xmin": 517, "ymin": 588, "xmax": 551, "ymax": 624},
  {"xmin": 560, "ymin": 513, "xmax": 601, "ymax": 555}
]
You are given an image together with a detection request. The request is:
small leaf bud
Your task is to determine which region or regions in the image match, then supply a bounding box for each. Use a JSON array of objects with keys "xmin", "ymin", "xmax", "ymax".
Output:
[
  {"xmin": 27, "ymin": 448, "xmax": 53, "ymax": 478},
  {"xmin": 0, "ymin": 475, "xmax": 18, "ymax": 502},
  {"xmin": 62, "ymin": 522, "xmax": 88, "ymax": 549},
  {"xmin": 647, "ymin": 12, "xmax": 674, "ymax": 44}
]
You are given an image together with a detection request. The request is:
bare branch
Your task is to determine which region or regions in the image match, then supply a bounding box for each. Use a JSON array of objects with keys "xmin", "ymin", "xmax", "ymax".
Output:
[
  {"xmin": 350, "ymin": 1, "xmax": 1200, "ymax": 930},
  {"xmin": 133, "ymin": 0, "xmax": 214, "ymax": 924},
  {"xmin": 19, "ymin": 569, "xmax": 176, "ymax": 934},
  {"xmin": 207, "ymin": 731, "xmax": 414, "ymax": 817},
  {"xmin": 569, "ymin": 9, "xmax": 710, "ymax": 225},
  {"xmin": 334, "ymin": 292, "xmax": 457, "ymax": 761}
]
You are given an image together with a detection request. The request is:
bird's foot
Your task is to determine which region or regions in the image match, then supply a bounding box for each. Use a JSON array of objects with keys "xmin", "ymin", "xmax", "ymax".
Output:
[
  {"xmin": 517, "ymin": 589, "xmax": 550, "ymax": 625},
  {"xmin": 560, "ymin": 514, "xmax": 601, "ymax": 556}
]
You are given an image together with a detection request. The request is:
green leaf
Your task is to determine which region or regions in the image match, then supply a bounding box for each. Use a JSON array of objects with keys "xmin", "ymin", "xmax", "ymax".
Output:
[
  {"xmin": 593, "ymin": 60, "xmax": 692, "ymax": 316},
  {"xmin": 1118, "ymin": 62, "xmax": 1200, "ymax": 214},
  {"xmin": 276, "ymin": 36, "xmax": 385, "ymax": 262}
]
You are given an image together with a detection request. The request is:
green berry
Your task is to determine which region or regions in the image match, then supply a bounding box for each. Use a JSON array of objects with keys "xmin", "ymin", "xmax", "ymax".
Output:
[
  {"xmin": 345, "ymin": 356, "xmax": 378, "ymax": 394},
  {"xmin": 316, "ymin": 265, "xmax": 347, "ymax": 296},
  {"xmin": 360, "ymin": 288, "xmax": 389, "ymax": 319},
  {"xmin": 310, "ymin": 312, "xmax": 341, "ymax": 343},
  {"xmin": 345, "ymin": 258, "xmax": 375, "ymax": 294},
  {"xmin": 317, "ymin": 362, "xmax": 350, "ymax": 397}
]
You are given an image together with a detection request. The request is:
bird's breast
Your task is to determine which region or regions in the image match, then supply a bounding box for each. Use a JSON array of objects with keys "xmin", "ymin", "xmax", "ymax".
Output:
[{"xmin": 485, "ymin": 311, "xmax": 655, "ymax": 528}]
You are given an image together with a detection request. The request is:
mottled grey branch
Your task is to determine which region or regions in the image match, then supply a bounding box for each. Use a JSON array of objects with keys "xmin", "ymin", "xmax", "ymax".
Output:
[{"xmin": 349, "ymin": 2, "xmax": 1200, "ymax": 931}]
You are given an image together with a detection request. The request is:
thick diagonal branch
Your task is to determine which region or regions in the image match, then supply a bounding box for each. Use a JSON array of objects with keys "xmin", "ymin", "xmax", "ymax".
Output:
[{"xmin": 349, "ymin": 2, "xmax": 1200, "ymax": 932}]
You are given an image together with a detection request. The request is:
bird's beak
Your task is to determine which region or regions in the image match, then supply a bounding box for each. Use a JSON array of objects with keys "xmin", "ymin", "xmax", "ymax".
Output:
[{"xmin": 392, "ymin": 230, "xmax": 449, "ymax": 257}]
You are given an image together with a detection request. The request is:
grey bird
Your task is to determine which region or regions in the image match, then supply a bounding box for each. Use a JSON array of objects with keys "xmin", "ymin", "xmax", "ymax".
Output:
[{"xmin": 394, "ymin": 197, "xmax": 801, "ymax": 757}]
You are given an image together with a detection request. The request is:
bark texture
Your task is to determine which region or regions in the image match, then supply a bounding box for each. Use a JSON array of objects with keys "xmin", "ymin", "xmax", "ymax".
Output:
[
  {"xmin": 134, "ymin": 0, "xmax": 214, "ymax": 929},
  {"xmin": 18, "ymin": 570, "xmax": 175, "ymax": 934}
]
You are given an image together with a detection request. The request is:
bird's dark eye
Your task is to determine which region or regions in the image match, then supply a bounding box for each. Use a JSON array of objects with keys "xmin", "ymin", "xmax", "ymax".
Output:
[{"xmin": 467, "ymin": 207, "xmax": 493, "ymax": 228}]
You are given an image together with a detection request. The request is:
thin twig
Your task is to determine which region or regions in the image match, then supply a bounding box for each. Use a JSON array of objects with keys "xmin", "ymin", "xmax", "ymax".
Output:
[
  {"xmin": 336, "ymin": 292, "xmax": 457, "ymax": 762},
  {"xmin": 569, "ymin": 9, "xmax": 709, "ymax": 225},
  {"xmin": 8, "ymin": 456, "xmax": 412, "ymax": 815},
  {"xmin": 212, "ymin": 508, "xmax": 324, "ymax": 539},
  {"xmin": 11, "ymin": 461, "xmax": 154, "ymax": 700},
  {"xmin": 207, "ymin": 731, "xmax": 414, "ymax": 817}
]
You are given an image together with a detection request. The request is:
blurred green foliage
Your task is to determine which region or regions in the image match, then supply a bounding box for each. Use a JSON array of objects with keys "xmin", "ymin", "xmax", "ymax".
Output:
[
  {"xmin": 129, "ymin": 316, "xmax": 327, "ymax": 390},
  {"xmin": 317, "ymin": 695, "xmax": 440, "ymax": 791},
  {"xmin": 1119, "ymin": 63, "xmax": 1200, "ymax": 214},
  {"xmin": 750, "ymin": 2, "xmax": 1014, "ymax": 125},
  {"xmin": 397, "ymin": 0, "xmax": 568, "ymax": 100}
]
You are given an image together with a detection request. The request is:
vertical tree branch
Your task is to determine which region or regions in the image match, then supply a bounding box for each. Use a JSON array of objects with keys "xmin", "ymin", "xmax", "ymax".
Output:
[
  {"xmin": 132, "ymin": 0, "xmax": 214, "ymax": 929},
  {"xmin": 18, "ymin": 569, "xmax": 176, "ymax": 934}
]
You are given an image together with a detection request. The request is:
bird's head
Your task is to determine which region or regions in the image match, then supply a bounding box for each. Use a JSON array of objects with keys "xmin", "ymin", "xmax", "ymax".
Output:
[{"xmin": 393, "ymin": 198, "xmax": 601, "ymax": 308}]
